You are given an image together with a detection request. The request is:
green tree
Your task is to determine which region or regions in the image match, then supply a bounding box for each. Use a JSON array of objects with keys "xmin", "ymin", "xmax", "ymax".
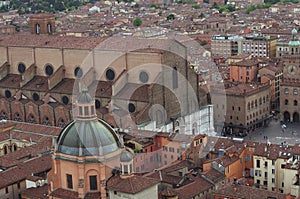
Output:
[
  {"xmin": 200, "ymin": 40, "xmax": 208, "ymax": 46},
  {"xmin": 167, "ymin": 13, "xmax": 175, "ymax": 20},
  {"xmin": 151, "ymin": 3, "xmax": 158, "ymax": 8},
  {"xmin": 192, "ymin": 4, "xmax": 200, "ymax": 9},
  {"xmin": 245, "ymin": 5, "xmax": 256, "ymax": 14},
  {"xmin": 133, "ymin": 18, "xmax": 142, "ymax": 27},
  {"xmin": 199, "ymin": 13, "xmax": 205, "ymax": 18}
]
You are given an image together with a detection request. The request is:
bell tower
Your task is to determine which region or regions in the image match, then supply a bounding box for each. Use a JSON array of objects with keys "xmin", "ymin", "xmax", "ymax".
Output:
[{"xmin": 29, "ymin": 13, "xmax": 55, "ymax": 35}]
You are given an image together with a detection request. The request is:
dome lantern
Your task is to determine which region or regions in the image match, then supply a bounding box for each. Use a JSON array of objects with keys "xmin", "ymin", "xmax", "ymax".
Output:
[{"xmin": 76, "ymin": 86, "xmax": 97, "ymax": 120}]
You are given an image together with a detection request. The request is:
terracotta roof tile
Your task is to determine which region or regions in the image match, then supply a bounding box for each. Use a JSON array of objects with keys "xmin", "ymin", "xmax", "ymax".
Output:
[
  {"xmin": 213, "ymin": 183, "xmax": 287, "ymax": 199},
  {"xmin": 202, "ymin": 168, "xmax": 225, "ymax": 183},
  {"xmin": 22, "ymin": 184, "xmax": 49, "ymax": 199},
  {"xmin": 0, "ymin": 34, "xmax": 107, "ymax": 49},
  {"xmin": 0, "ymin": 154, "xmax": 52, "ymax": 188},
  {"xmin": 107, "ymin": 175, "xmax": 159, "ymax": 194},
  {"xmin": 21, "ymin": 76, "xmax": 49, "ymax": 91},
  {"xmin": 0, "ymin": 74, "xmax": 21, "ymax": 89},
  {"xmin": 50, "ymin": 188, "xmax": 79, "ymax": 199}
]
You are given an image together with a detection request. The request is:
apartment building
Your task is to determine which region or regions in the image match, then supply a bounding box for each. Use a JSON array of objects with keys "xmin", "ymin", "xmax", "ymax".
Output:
[
  {"xmin": 211, "ymin": 35, "xmax": 240, "ymax": 58},
  {"xmin": 241, "ymin": 34, "xmax": 277, "ymax": 58}
]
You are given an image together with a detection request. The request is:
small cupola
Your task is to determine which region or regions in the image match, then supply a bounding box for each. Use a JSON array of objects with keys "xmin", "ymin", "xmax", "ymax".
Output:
[
  {"xmin": 76, "ymin": 86, "xmax": 97, "ymax": 120},
  {"xmin": 120, "ymin": 150, "xmax": 134, "ymax": 177}
]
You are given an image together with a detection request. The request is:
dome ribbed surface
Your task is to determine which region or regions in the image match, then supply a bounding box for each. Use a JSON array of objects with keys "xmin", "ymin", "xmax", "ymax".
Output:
[
  {"xmin": 57, "ymin": 119, "xmax": 122, "ymax": 157},
  {"xmin": 120, "ymin": 151, "xmax": 133, "ymax": 162}
]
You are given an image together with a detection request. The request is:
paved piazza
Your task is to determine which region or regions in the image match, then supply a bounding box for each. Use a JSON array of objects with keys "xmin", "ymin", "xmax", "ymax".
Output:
[{"xmin": 243, "ymin": 119, "xmax": 300, "ymax": 145}]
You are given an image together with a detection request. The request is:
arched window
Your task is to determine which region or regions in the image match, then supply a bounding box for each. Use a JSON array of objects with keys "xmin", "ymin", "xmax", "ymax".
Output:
[
  {"xmin": 259, "ymin": 98, "xmax": 262, "ymax": 105},
  {"xmin": 139, "ymin": 71, "xmax": 149, "ymax": 83},
  {"xmin": 32, "ymin": 93, "xmax": 39, "ymax": 101},
  {"xmin": 62, "ymin": 96, "xmax": 69, "ymax": 105},
  {"xmin": 28, "ymin": 114, "xmax": 36, "ymax": 123},
  {"xmin": 128, "ymin": 103, "xmax": 135, "ymax": 113},
  {"xmin": 285, "ymin": 99, "xmax": 289, "ymax": 105},
  {"xmin": 5, "ymin": 90, "xmax": 11, "ymax": 98},
  {"xmin": 284, "ymin": 88, "xmax": 289, "ymax": 94},
  {"xmin": 1, "ymin": 111, "xmax": 7, "ymax": 119},
  {"xmin": 18, "ymin": 63, "xmax": 26, "ymax": 74},
  {"xmin": 89, "ymin": 175, "xmax": 98, "ymax": 191},
  {"xmin": 45, "ymin": 64, "xmax": 54, "ymax": 76},
  {"xmin": 36, "ymin": 23, "xmax": 40, "ymax": 34},
  {"xmin": 155, "ymin": 110, "xmax": 164, "ymax": 126},
  {"xmin": 14, "ymin": 112, "xmax": 21, "ymax": 121},
  {"xmin": 12, "ymin": 144, "xmax": 17, "ymax": 152},
  {"xmin": 255, "ymin": 99, "xmax": 257, "ymax": 107},
  {"xmin": 74, "ymin": 67, "xmax": 83, "ymax": 78},
  {"xmin": 247, "ymin": 103, "xmax": 250, "ymax": 110},
  {"xmin": 294, "ymin": 100, "xmax": 298, "ymax": 106},
  {"xmin": 105, "ymin": 68, "xmax": 115, "ymax": 81},
  {"xmin": 294, "ymin": 89, "xmax": 298, "ymax": 95},
  {"xmin": 95, "ymin": 99, "xmax": 101, "ymax": 109},
  {"xmin": 58, "ymin": 118, "xmax": 65, "ymax": 127},
  {"xmin": 47, "ymin": 23, "xmax": 52, "ymax": 34},
  {"xmin": 3, "ymin": 145, "xmax": 8, "ymax": 154},
  {"xmin": 172, "ymin": 67, "xmax": 178, "ymax": 89}
]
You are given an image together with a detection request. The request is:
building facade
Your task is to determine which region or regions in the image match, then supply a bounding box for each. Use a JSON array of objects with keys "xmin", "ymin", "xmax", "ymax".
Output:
[
  {"xmin": 213, "ymin": 83, "xmax": 271, "ymax": 136},
  {"xmin": 240, "ymin": 34, "xmax": 277, "ymax": 58},
  {"xmin": 211, "ymin": 35, "xmax": 240, "ymax": 59},
  {"xmin": 280, "ymin": 29, "xmax": 300, "ymax": 122}
]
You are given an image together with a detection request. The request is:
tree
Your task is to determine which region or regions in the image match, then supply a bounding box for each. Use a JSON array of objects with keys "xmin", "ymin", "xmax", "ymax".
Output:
[
  {"xmin": 199, "ymin": 13, "xmax": 205, "ymax": 18},
  {"xmin": 200, "ymin": 40, "xmax": 208, "ymax": 46},
  {"xmin": 192, "ymin": 4, "xmax": 200, "ymax": 9},
  {"xmin": 167, "ymin": 13, "xmax": 175, "ymax": 20},
  {"xmin": 133, "ymin": 18, "xmax": 142, "ymax": 27}
]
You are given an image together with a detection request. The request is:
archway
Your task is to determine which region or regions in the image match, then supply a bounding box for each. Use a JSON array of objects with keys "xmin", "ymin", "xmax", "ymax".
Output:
[
  {"xmin": 284, "ymin": 111, "xmax": 290, "ymax": 122},
  {"xmin": 293, "ymin": 112, "xmax": 300, "ymax": 122}
]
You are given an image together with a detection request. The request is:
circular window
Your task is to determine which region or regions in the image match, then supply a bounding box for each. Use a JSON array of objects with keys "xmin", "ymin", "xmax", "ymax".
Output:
[
  {"xmin": 128, "ymin": 103, "xmax": 136, "ymax": 113},
  {"xmin": 18, "ymin": 63, "xmax": 26, "ymax": 74},
  {"xmin": 60, "ymin": 118, "xmax": 64, "ymax": 123},
  {"xmin": 32, "ymin": 93, "xmax": 39, "ymax": 101},
  {"xmin": 105, "ymin": 68, "xmax": 115, "ymax": 81},
  {"xmin": 2, "ymin": 111, "xmax": 6, "ymax": 116},
  {"xmin": 139, "ymin": 71, "xmax": 149, "ymax": 83},
  {"xmin": 45, "ymin": 64, "xmax": 54, "ymax": 76},
  {"xmin": 45, "ymin": 116, "xmax": 49, "ymax": 121},
  {"xmin": 74, "ymin": 67, "xmax": 83, "ymax": 78},
  {"xmin": 15, "ymin": 112, "xmax": 19, "ymax": 117},
  {"xmin": 95, "ymin": 99, "xmax": 101, "ymax": 109},
  {"xmin": 62, "ymin": 96, "xmax": 69, "ymax": 105},
  {"xmin": 5, "ymin": 90, "xmax": 11, "ymax": 98}
]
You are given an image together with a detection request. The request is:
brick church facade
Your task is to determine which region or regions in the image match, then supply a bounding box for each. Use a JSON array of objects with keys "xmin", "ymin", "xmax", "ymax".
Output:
[{"xmin": 0, "ymin": 14, "xmax": 209, "ymax": 131}]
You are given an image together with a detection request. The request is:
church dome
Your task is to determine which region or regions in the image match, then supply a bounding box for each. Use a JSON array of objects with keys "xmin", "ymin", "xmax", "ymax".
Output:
[
  {"xmin": 292, "ymin": 28, "xmax": 298, "ymax": 35},
  {"xmin": 57, "ymin": 119, "xmax": 123, "ymax": 157},
  {"xmin": 120, "ymin": 150, "xmax": 133, "ymax": 162}
]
